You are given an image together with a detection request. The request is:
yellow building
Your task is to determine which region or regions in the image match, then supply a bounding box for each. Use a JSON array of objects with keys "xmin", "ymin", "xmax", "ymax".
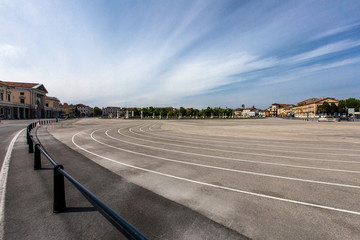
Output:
[
  {"xmin": 59, "ymin": 103, "xmax": 74, "ymax": 117},
  {"xmin": 0, "ymin": 81, "xmax": 48, "ymax": 119},
  {"xmin": 270, "ymin": 103, "xmax": 294, "ymax": 117},
  {"xmin": 45, "ymin": 96, "xmax": 63, "ymax": 118},
  {"xmin": 294, "ymin": 98, "xmax": 339, "ymax": 118}
]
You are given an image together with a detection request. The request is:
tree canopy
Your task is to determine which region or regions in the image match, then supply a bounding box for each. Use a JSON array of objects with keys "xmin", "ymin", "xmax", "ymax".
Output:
[{"xmin": 93, "ymin": 107, "xmax": 102, "ymax": 117}]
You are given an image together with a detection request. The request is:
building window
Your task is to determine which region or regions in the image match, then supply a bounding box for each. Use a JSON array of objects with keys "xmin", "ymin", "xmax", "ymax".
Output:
[
  {"xmin": 0, "ymin": 92, "xmax": 3, "ymax": 101},
  {"xmin": 20, "ymin": 98, "xmax": 25, "ymax": 104},
  {"xmin": 8, "ymin": 93, "xmax": 11, "ymax": 102},
  {"xmin": 20, "ymin": 92, "xmax": 24, "ymax": 95}
]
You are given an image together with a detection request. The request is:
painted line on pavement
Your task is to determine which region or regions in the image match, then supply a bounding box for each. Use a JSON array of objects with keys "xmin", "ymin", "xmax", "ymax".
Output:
[
  {"xmin": 125, "ymin": 127, "xmax": 360, "ymax": 164},
  {"xmin": 0, "ymin": 128, "xmax": 25, "ymax": 240},
  {"xmin": 100, "ymin": 129, "xmax": 360, "ymax": 189},
  {"xmin": 142, "ymin": 122, "xmax": 360, "ymax": 154},
  {"xmin": 137, "ymin": 123, "xmax": 360, "ymax": 157},
  {"xmin": 109, "ymin": 128, "xmax": 360, "ymax": 174},
  {"xmin": 71, "ymin": 130, "xmax": 360, "ymax": 216}
]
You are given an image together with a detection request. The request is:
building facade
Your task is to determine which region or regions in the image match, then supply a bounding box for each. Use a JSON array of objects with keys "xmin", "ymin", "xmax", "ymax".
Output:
[
  {"xmin": 102, "ymin": 107, "xmax": 122, "ymax": 118},
  {"xmin": 0, "ymin": 81, "xmax": 48, "ymax": 119},
  {"xmin": 45, "ymin": 96, "xmax": 64, "ymax": 118},
  {"xmin": 294, "ymin": 98, "xmax": 339, "ymax": 118},
  {"xmin": 76, "ymin": 104, "xmax": 92, "ymax": 117}
]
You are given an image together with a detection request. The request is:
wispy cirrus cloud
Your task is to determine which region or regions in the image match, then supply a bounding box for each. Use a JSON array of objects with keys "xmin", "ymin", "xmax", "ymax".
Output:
[
  {"xmin": 258, "ymin": 57, "xmax": 360, "ymax": 87},
  {"xmin": 286, "ymin": 40, "xmax": 360, "ymax": 63},
  {"xmin": 312, "ymin": 22, "xmax": 360, "ymax": 40}
]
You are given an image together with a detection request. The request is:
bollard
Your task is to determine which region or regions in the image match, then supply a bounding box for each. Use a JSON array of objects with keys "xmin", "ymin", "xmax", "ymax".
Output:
[
  {"xmin": 34, "ymin": 144, "xmax": 42, "ymax": 170},
  {"xmin": 28, "ymin": 136, "xmax": 34, "ymax": 153},
  {"xmin": 53, "ymin": 165, "xmax": 66, "ymax": 213}
]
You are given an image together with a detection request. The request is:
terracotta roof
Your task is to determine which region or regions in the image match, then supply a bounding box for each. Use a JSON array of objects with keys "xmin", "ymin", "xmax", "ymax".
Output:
[
  {"xmin": 0, "ymin": 80, "xmax": 48, "ymax": 93},
  {"xmin": 76, "ymin": 104, "xmax": 88, "ymax": 107},
  {"xmin": 46, "ymin": 96, "xmax": 59, "ymax": 101},
  {"xmin": 296, "ymin": 98, "xmax": 319, "ymax": 106},
  {"xmin": 313, "ymin": 97, "xmax": 337, "ymax": 104},
  {"xmin": 0, "ymin": 80, "xmax": 38, "ymax": 88},
  {"xmin": 244, "ymin": 107, "xmax": 258, "ymax": 111}
]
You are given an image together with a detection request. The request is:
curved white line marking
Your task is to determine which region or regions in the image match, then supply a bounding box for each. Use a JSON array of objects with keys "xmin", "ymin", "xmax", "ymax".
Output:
[
  {"xmin": 107, "ymin": 128, "xmax": 360, "ymax": 174},
  {"xmin": 0, "ymin": 128, "xmax": 25, "ymax": 239},
  {"xmin": 138, "ymin": 122, "xmax": 360, "ymax": 156},
  {"xmin": 142, "ymin": 122, "xmax": 360, "ymax": 155},
  {"xmin": 71, "ymin": 130, "xmax": 360, "ymax": 216},
  {"xmin": 124, "ymin": 127, "xmax": 360, "ymax": 164},
  {"xmin": 101, "ymin": 129, "xmax": 360, "ymax": 189}
]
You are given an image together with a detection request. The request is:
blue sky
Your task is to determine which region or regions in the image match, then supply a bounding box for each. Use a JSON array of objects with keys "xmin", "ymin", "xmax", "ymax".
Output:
[{"xmin": 1, "ymin": 0, "xmax": 360, "ymax": 109}]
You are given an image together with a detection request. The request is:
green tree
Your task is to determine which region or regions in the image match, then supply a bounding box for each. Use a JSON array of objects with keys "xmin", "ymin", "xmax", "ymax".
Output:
[
  {"xmin": 188, "ymin": 108, "xmax": 195, "ymax": 117},
  {"xmin": 166, "ymin": 108, "xmax": 174, "ymax": 118},
  {"xmin": 160, "ymin": 108, "xmax": 167, "ymax": 118},
  {"xmin": 142, "ymin": 108, "xmax": 150, "ymax": 117},
  {"xmin": 321, "ymin": 101, "xmax": 331, "ymax": 115},
  {"xmin": 93, "ymin": 107, "xmax": 102, "ymax": 117},
  {"xmin": 180, "ymin": 107, "xmax": 187, "ymax": 117},
  {"xmin": 330, "ymin": 103, "xmax": 338, "ymax": 116},
  {"xmin": 345, "ymin": 98, "xmax": 360, "ymax": 109},
  {"xmin": 203, "ymin": 107, "xmax": 213, "ymax": 117},
  {"xmin": 199, "ymin": 109, "xmax": 204, "ymax": 117},
  {"xmin": 148, "ymin": 106, "xmax": 155, "ymax": 116},
  {"xmin": 194, "ymin": 108, "xmax": 200, "ymax": 117},
  {"xmin": 154, "ymin": 108, "xmax": 160, "ymax": 116},
  {"xmin": 225, "ymin": 108, "xmax": 233, "ymax": 117},
  {"xmin": 133, "ymin": 108, "xmax": 140, "ymax": 116},
  {"xmin": 337, "ymin": 100, "xmax": 346, "ymax": 115},
  {"xmin": 173, "ymin": 109, "xmax": 179, "ymax": 118}
]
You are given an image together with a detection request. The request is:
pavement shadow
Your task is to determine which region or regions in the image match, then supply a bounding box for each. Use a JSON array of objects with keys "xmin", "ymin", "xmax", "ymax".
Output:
[
  {"xmin": 37, "ymin": 167, "xmax": 53, "ymax": 170},
  {"xmin": 62, "ymin": 207, "xmax": 97, "ymax": 213}
]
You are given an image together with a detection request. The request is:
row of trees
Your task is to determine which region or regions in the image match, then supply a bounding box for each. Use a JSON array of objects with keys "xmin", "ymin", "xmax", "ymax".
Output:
[
  {"xmin": 317, "ymin": 98, "xmax": 360, "ymax": 116},
  {"xmin": 132, "ymin": 107, "xmax": 235, "ymax": 118}
]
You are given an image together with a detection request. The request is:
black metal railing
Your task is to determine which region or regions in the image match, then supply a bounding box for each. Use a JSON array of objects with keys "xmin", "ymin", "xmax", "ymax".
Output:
[{"xmin": 27, "ymin": 120, "xmax": 147, "ymax": 240}]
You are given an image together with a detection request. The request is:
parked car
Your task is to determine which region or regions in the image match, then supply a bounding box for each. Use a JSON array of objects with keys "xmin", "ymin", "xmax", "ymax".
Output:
[{"xmin": 318, "ymin": 117, "xmax": 338, "ymax": 122}]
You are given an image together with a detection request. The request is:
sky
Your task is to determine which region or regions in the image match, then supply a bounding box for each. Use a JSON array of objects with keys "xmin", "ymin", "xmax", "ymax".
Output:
[{"xmin": 1, "ymin": 0, "xmax": 360, "ymax": 109}]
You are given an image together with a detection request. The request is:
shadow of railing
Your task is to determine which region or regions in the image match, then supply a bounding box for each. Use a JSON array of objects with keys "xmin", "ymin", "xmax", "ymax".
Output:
[{"xmin": 26, "ymin": 120, "xmax": 148, "ymax": 240}]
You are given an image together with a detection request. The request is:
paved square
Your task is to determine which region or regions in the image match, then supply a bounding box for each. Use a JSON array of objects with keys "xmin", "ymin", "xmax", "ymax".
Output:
[{"xmin": 49, "ymin": 118, "xmax": 360, "ymax": 239}]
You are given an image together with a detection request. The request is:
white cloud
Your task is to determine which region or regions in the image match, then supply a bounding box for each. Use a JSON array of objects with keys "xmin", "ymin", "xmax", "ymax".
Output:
[
  {"xmin": 159, "ymin": 53, "xmax": 275, "ymax": 96},
  {"xmin": 312, "ymin": 23, "xmax": 360, "ymax": 40},
  {"xmin": 287, "ymin": 40, "xmax": 360, "ymax": 63},
  {"xmin": 304, "ymin": 57, "xmax": 360, "ymax": 73},
  {"xmin": 258, "ymin": 57, "xmax": 360, "ymax": 87},
  {"xmin": 96, "ymin": 52, "xmax": 276, "ymax": 107},
  {"xmin": 0, "ymin": 44, "xmax": 23, "ymax": 58}
]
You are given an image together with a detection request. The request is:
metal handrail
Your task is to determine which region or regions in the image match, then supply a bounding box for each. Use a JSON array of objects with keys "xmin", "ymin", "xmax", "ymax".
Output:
[{"xmin": 27, "ymin": 120, "xmax": 148, "ymax": 240}]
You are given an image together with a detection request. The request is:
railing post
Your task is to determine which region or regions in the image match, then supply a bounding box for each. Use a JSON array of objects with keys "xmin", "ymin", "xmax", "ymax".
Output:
[
  {"xmin": 53, "ymin": 165, "xmax": 66, "ymax": 213},
  {"xmin": 34, "ymin": 144, "xmax": 42, "ymax": 170},
  {"xmin": 28, "ymin": 136, "xmax": 34, "ymax": 153},
  {"xmin": 26, "ymin": 127, "xmax": 30, "ymax": 144}
]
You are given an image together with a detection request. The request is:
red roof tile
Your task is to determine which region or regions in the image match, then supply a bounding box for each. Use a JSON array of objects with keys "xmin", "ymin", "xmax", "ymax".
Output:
[{"xmin": 0, "ymin": 80, "xmax": 38, "ymax": 88}]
